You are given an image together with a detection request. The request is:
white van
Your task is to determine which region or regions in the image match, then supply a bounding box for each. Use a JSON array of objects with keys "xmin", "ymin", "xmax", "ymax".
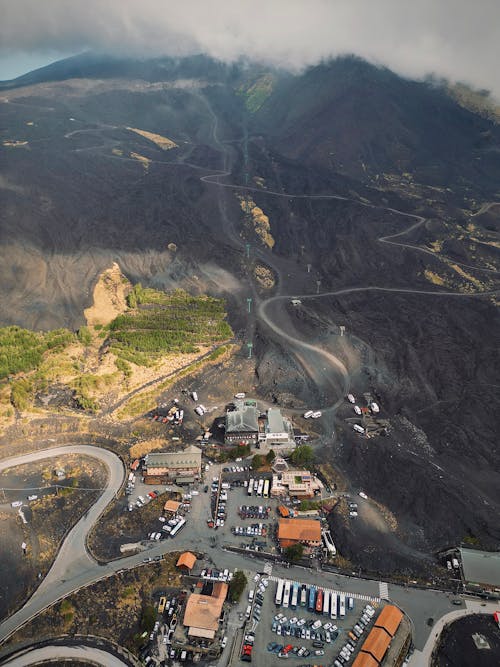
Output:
[
  {"xmin": 245, "ymin": 605, "xmax": 251, "ymax": 619},
  {"xmin": 248, "ymin": 589, "xmax": 255, "ymax": 602}
]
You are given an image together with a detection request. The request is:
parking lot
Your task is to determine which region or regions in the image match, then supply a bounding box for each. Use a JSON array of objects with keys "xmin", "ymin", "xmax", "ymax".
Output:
[
  {"xmin": 214, "ymin": 471, "xmax": 279, "ymax": 554},
  {"xmin": 247, "ymin": 575, "xmax": 380, "ymax": 666}
]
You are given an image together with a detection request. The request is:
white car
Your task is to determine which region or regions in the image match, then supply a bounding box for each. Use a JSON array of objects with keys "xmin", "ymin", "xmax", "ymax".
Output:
[
  {"xmin": 359, "ymin": 491, "xmax": 368, "ymax": 499},
  {"xmin": 347, "ymin": 393, "xmax": 356, "ymax": 404},
  {"xmin": 221, "ymin": 636, "xmax": 228, "ymax": 648},
  {"xmin": 11, "ymin": 501, "xmax": 23, "ymax": 508},
  {"xmin": 311, "ymin": 411, "xmax": 322, "ymax": 418},
  {"xmin": 303, "ymin": 410, "xmax": 314, "ymax": 418},
  {"xmin": 353, "ymin": 405, "xmax": 362, "ymax": 415},
  {"xmin": 234, "ymin": 393, "xmax": 246, "ymax": 399}
]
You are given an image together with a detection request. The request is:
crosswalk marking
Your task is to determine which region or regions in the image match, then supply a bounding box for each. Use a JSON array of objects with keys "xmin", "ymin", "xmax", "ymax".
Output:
[
  {"xmin": 264, "ymin": 563, "xmax": 273, "ymax": 576},
  {"xmin": 269, "ymin": 575, "xmax": 380, "ymax": 603},
  {"xmin": 379, "ymin": 581, "xmax": 389, "ymax": 600}
]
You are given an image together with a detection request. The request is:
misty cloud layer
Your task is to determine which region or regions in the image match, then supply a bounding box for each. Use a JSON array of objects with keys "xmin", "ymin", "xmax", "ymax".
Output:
[{"xmin": 1, "ymin": 0, "xmax": 499, "ymax": 96}]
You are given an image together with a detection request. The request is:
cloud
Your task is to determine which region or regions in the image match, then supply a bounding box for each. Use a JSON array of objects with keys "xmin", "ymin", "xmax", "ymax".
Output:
[{"xmin": 1, "ymin": 0, "xmax": 499, "ymax": 96}]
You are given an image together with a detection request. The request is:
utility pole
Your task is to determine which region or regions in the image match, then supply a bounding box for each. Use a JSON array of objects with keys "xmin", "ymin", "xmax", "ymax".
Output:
[
  {"xmin": 245, "ymin": 243, "xmax": 250, "ymax": 259},
  {"xmin": 247, "ymin": 342, "xmax": 253, "ymax": 359},
  {"xmin": 316, "ymin": 280, "xmax": 321, "ymax": 294},
  {"xmin": 247, "ymin": 297, "xmax": 252, "ymax": 314}
]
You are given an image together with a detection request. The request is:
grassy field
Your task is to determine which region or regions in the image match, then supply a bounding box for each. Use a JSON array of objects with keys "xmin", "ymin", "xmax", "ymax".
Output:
[
  {"xmin": 109, "ymin": 286, "xmax": 233, "ymax": 364},
  {"xmin": 0, "ymin": 285, "xmax": 233, "ymax": 419},
  {"xmin": 0, "ymin": 327, "xmax": 74, "ymax": 381}
]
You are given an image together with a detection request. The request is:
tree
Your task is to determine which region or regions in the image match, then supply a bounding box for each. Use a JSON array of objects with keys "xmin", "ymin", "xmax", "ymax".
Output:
[
  {"xmin": 252, "ymin": 454, "xmax": 264, "ymax": 470},
  {"xmin": 266, "ymin": 449, "xmax": 276, "ymax": 464},
  {"xmin": 284, "ymin": 543, "xmax": 304, "ymax": 562},
  {"xmin": 229, "ymin": 570, "xmax": 248, "ymax": 602},
  {"xmin": 290, "ymin": 445, "xmax": 314, "ymax": 467}
]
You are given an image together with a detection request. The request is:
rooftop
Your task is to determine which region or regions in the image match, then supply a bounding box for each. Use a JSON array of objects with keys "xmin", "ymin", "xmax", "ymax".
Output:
[
  {"xmin": 267, "ymin": 407, "xmax": 286, "ymax": 433},
  {"xmin": 226, "ymin": 403, "xmax": 259, "ymax": 433},
  {"xmin": 352, "ymin": 653, "xmax": 379, "ymax": 667},
  {"xmin": 278, "ymin": 518, "xmax": 321, "ymax": 543},
  {"xmin": 360, "ymin": 626, "xmax": 391, "ymax": 662},
  {"xmin": 460, "ymin": 548, "xmax": 500, "ymax": 587},
  {"xmin": 183, "ymin": 583, "xmax": 227, "ymax": 633},
  {"xmin": 374, "ymin": 604, "xmax": 403, "ymax": 637},
  {"xmin": 164, "ymin": 499, "xmax": 181, "ymax": 513},
  {"xmin": 145, "ymin": 446, "xmax": 202, "ymax": 470},
  {"xmin": 176, "ymin": 552, "xmax": 196, "ymax": 570}
]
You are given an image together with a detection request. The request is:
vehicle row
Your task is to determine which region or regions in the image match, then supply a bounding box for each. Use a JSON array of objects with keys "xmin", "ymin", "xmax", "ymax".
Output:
[
  {"xmin": 200, "ymin": 568, "xmax": 233, "ymax": 582},
  {"xmin": 275, "ymin": 580, "xmax": 354, "ymax": 618},
  {"xmin": 238, "ymin": 504, "xmax": 271, "ymax": 519},
  {"xmin": 332, "ymin": 604, "xmax": 376, "ymax": 666},
  {"xmin": 232, "ymin": 524, "xmax": 268, "ymax": 537}
]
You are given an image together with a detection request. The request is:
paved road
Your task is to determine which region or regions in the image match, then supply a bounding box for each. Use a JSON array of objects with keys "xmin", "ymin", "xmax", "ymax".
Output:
[
  {"xmin": 0, "ymin": 445, "xmax": 125, "ymax": 643},
  {"xmin": 408, "ymin": 597, "xmax": 500, "ymax": 667},
  {"xmin": 0, "ymin": 644, "xmax": 130, "ymax": 666}
]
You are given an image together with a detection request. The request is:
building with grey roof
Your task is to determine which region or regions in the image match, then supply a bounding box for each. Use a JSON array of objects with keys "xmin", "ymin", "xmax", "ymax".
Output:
[
  {"xmin": 144, "ymin": 445, "xmax": 202, "ymax": 485},
  {"xmin": 459, "ymin": 547, "xmax": 500, "ymax": 593},
  {"xmin": 224, "ymin": 402, "xmax": 259, "ymax": 444}
]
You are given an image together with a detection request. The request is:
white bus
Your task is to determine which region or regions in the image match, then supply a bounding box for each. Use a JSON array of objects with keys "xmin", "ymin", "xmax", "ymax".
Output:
[
  {"xmin": 339, "ymin": 593, "xmax": 346, "ymax": 618},
  {"xmin": 275, "ymin": 579, "xmax": 284, "ymax": 606},
  {"xmin": 323, "ymin": 590, "xmax": 330, "ymax": 616},
  {"xmin": 170, "ymin": 518, "xmax": 186, "ymax": 538},
  {"xmin": 263, "ymin": 479, "xmax": 270, "ymax": 498},
  {"xmin": 247, "ymin": 479, "xmax": 254, "ymax": 496},
  {"xmin": 282, "ymin": 580, "xmax": 291, "ymax": 608},
  {"xmin": 291, "ymin": 583, "xmax": 299, "ymax": 610},
  {"xmin": 256, "ymin": 479, "xmax": 264, "ymax": 497},
  {"xmin": 330, "ymin": 593, "xmax": 337, "ymax": 619}
]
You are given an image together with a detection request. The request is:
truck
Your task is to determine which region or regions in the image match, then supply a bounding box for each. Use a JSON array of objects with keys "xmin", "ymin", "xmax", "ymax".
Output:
[
  {"xmin": 247, "ymin": 479, "xmax": 254, "ymax": 496},
  {"xmin": 191, "ymin": 391, "xmax": 198, "ymax": 402},
  {"xmin": 263, "ymin": 479, "xmax": 270, "ymax": 498},
  {"xmin": 303, "ymin": 410, "xmax": 314, "ymax": 418},
  {"xmin": 322, "ymin": 531, "xmax": 337, "ymax": 555},
  {"xmin": 300, "ymin": 585, "xmax": 307, "ymax": 607},
  {"xmin": 353, "ymin": 424, "xmax": 365, "ymax": 434},
  {"xmin": 256, "ymin": 479, "xmax": 264, "ymax": 497}
]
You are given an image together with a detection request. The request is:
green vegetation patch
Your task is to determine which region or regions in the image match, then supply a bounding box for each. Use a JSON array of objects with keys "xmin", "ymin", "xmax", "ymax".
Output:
[
  {"xmin": 0, "ymin": 326, "xmax": 74, "ymax": 381},
  {"xmin": 229, "ymin": 570, "xmax": 248, "ymax": 602},
  {"xmin": 110, "ymin": 286, "xmax": 233, "ymax": 364},
  {"xmin": 238, "ymin": 73, "xmax": 275, "ymax": 113}
]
